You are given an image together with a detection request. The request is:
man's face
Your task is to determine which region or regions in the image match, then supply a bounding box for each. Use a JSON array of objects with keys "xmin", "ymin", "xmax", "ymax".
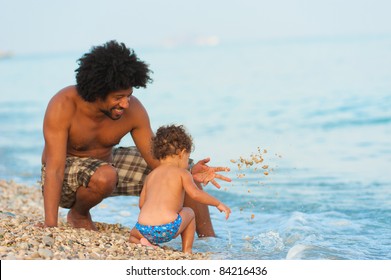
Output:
[{"xmin": 100, "ymin": 88, "xmax": 133, "ymax": 120}]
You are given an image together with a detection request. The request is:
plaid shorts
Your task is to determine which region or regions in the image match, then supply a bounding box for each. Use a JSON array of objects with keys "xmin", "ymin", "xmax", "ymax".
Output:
[{"xmin": 41, "ymin": 146, "xmax": 151, "ymax": 208}]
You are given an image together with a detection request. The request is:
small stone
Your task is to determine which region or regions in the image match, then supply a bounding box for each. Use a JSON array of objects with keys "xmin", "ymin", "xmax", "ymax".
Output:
[
  {"xmin": 38, "ymin": 248, "xmax": 53, "ymax": 259},
  {"xmin": 30, "ymin": 251, "xmax": 40, "ymax": 258},
  {"xmin": 0, "ymin": 246, "xmax": 9, "ymax": 253},
  {"xmin": 19, "ymin": 242, "xmax": 30, "ymax": 250},
  {"xmin": 43, "ymin": 236, "xmax": 55, "ymax": 246},
  {"xmin": 90, "ymin": 252, "xmax": 100, "ymax": 259},
  {"xmin": 78, "ymin": 252, "xmax": 86, "ymax": 259}
]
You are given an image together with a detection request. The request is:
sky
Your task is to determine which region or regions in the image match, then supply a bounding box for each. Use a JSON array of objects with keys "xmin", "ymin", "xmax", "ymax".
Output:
[{"xmin": 1, "ymin": 0, "xmax": 391, "ymax": 55}]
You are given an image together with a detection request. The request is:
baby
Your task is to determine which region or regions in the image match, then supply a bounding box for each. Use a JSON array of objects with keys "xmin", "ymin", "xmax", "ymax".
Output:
[{"xmin": 129, "ymin": 124, "xmax": 231, "ymax": 253}]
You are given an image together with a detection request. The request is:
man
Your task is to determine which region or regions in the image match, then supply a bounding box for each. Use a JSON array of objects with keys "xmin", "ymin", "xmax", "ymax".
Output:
[{"xmin": 41, "ymin": 40, "xmax": 231, "ymax": 236}]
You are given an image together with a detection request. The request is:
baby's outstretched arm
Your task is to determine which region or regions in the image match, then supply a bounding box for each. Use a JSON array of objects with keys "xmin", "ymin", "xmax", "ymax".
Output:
[
  {"xmin": 182, "ymin": 169, "xmax": 231, "ymax": 219},
  {"xmin": 217, "ymin": 202, "xmax": 231, "ymax": 220}
]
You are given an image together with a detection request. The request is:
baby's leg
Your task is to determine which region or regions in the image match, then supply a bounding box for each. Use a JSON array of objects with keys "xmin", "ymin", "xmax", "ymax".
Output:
[
  {"xmin": 176, "ymin": 207, "xmax": 196, "ymax": 253},
  {"xmin": 129, "ymin": 227, "xmax": 155, "ymax": 247},
  {"xmin": 129, "ymin": 227, "xmax": 142, "ymax": 244}
]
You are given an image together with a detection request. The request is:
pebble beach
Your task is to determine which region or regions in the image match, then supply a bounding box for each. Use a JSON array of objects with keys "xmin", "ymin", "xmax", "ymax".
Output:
[{"xmin": 0, "ymin": 180, "xmax": 208, "ymax": 260}]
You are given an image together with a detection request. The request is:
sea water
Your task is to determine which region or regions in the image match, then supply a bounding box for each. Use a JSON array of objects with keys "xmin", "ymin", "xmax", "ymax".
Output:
[{"xmin": 1, "ymin": 35, "xmax": 390, "ymax": 259}]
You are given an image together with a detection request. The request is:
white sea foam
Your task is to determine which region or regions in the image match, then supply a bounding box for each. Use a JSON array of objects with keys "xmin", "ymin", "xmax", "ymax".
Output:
[{"xmin": 286, "ymin": 244, "xmax": 311, "ymax": 260}]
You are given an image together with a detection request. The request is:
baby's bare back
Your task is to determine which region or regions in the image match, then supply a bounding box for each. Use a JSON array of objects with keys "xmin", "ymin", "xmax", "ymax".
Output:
[{"xmin": 138, "ymin": 166, "xmax": 186, "ymax": 225}]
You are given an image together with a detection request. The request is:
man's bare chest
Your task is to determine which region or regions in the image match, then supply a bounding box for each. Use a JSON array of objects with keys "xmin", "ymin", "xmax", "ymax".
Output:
[{"xmin": 68, "ymin": 116, "xmax": 129, "ymax": 151}]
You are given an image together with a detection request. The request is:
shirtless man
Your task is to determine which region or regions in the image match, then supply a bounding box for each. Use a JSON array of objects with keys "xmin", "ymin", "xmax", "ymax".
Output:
[{"xmin": 40, "ymin": 40, "xmax": 231, "ymax": 236}]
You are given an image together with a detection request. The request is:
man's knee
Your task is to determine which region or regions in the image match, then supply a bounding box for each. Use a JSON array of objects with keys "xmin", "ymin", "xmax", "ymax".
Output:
[{"xmin": 89, "ymin": 165, "xmax": 118, "ymax": 196}]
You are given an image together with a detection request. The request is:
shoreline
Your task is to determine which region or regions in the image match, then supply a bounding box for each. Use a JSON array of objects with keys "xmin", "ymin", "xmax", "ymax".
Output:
[{"xmin": 0, "ymin": 180, "xmax": 209, "ymax": 260}]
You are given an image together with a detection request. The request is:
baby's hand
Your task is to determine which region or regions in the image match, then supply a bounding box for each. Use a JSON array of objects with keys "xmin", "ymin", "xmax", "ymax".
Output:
[{"xmin": 217, "ymin": 203, "xmax": 231, "ymax": 220}]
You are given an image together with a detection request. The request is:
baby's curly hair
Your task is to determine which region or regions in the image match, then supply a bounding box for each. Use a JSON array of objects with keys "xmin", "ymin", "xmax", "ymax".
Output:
[
  {"xmin": 152, "ymin": 125, "xmax": 194, "ymax": 160},
  {"xmin": 75, "ymin": 40, "xmax": 152, "ymax": 102}
]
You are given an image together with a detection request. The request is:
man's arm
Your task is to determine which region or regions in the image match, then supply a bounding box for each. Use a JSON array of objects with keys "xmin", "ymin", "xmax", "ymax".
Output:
[
  {"xmin": 128, "ymin": 96, "xmax": 160, "ymax": 169},
  {"xmin": 42, "ymin": 93, "xmax": 71, "ymax": 227}
]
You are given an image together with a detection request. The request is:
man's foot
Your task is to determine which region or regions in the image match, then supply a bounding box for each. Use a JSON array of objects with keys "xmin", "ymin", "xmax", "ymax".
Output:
[
  {"xmin": 67, "ymin": 209, "xmax": 97, "ymax": 231},
  {"xmin": 140, "ymin": 237, "xmax": 158, "ymax": 248}
]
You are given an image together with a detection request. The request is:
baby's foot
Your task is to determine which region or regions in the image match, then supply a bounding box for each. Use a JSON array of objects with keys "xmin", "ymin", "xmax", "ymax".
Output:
[{"xmin": 140, "ymin": 238, "xmax": 158, "ymax": 248}]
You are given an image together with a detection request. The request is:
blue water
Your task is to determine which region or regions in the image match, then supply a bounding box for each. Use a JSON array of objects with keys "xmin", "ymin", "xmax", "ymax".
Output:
[{"xmin": 1, "ymin": 35, "xmax": 390, "ymax": 259}]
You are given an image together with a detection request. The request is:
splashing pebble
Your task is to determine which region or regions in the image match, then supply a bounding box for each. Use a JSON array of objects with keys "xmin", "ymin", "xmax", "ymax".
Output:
[
  {"xmin": 230, "ymin": 147, "xmax": 279, "ymax": 179},
  {"xmin": 0, "ymin": 180, "xmax": 208, "ymax": 260}
]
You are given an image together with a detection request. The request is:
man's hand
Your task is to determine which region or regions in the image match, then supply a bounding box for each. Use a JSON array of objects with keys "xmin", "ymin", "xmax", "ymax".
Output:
[{"xmin": 191, "ymin": 157, "xmax": 231, "ymax": 189}]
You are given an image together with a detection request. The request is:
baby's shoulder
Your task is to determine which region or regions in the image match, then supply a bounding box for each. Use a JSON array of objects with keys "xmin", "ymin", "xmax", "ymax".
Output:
[{"xmin": 178, "ymin": 167, "xmax": 192, "ymax": 179}]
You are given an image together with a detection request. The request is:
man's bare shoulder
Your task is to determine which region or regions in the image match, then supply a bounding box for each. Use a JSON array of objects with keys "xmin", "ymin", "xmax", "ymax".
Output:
[
  {"xmin": 126, "ymin": 95, "xmax": 146, "ymax": 114},
  {"xmin": 51, "ymin": 86, "xmax": 78, "ymax": 102},
  {"xmin": 122, "ymin": 95, "xmax": 151, "ymax": 128},
  {"xmin": 43, "ymin": 86, "xmax": 80, "ymax": 128},
  {"xmin": 47, "ymin": 86, "xmax": 78, "ymax": 112}
]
